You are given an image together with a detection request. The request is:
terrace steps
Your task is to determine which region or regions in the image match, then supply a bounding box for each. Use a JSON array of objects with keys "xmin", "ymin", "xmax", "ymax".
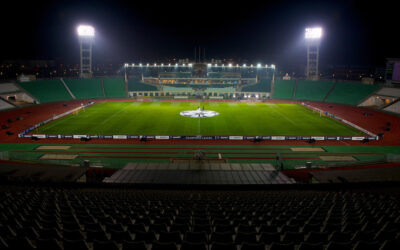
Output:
[
  {"xmin": 60, "ymin": 78, "xmax": 76, "ymax": 99},
  {"xmin": 323, "ymin": 80, "xmax": 338, "ymax": 102}
]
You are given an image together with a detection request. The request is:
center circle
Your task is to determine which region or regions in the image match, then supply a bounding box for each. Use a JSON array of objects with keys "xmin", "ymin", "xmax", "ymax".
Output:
[{"xmin": 180, "ymin": 107, "xmax": 219, "ymax": 118}]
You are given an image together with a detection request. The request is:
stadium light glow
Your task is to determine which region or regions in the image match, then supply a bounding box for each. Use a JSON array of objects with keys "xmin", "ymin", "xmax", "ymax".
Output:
[
  {"xmin": 139, "ymin": 63, "xmax": 143, "ymax": 67},
  {"xmin": 243, "ymin": 64, "xmax": 247, "ymax": 67},
  {"xmin": 305, "ymin": 27, "xmax": 322, "ymax": 39},
  {"xmin": 228, "ymin": 63, "xmax": 232, "ymax": 67},
  {"xmin": 189, "ymin": 63, "xmax": 193, "ymax": 67},
  {"xmin": 124, "ymin": 63, "xmax": 128, "ymax": 68},
  {"xmin": 215, "ymin": 64, "xmax": 218, "ymax": 67},
  {"xmin": 257, "ymin": 64, "xmax": 261, "ymax": 68},
  {"xmin": 207, "ymin": 64, "xmax": 212, "ymax": 67},
  {"xmin": 146, "ymin": 63, "xmax": 149, "ymax": 67},
  {"xmin": 175, "ymin": 63, "xmax": 178, "ymax": 67},
  {"xmin": 77, "ymin": 25, "xmax": 95, "ymax": 37},
  {"xmin": 271, "ymin": 64, "xmax": 276, "ymax": 69}
]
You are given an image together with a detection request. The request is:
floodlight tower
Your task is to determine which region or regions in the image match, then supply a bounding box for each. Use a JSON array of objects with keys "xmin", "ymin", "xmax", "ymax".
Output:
[
  {"xmin": 305, "ymin": 27, "xmax": 322, "ymax": 80},
  {"xmin": 77, "ymin": 25, "xmax": 95, "ymax": 78}
]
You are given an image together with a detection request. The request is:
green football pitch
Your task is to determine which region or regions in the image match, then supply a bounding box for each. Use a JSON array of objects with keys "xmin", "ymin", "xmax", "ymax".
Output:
[{"xmin": 35, "ymin": 101, "xmax": 363, "ymax": 136}]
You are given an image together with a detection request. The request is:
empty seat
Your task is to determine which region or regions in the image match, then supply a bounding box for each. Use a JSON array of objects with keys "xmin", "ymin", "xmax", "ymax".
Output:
[
  {"xmin": 281, "ymin": 232, "xmax": 304, "ymax": 244},
  {"xmin": 62, "ymin": 229, "xmax": 85, "ymax": 241},
  {"xmin": 353, "ymin": 240, "xmax": 381, "ymax": 250},
  {"xmin": 305, "ymin": 232, "xmax": 328, "ymax": 244},
  {"xmin": 259, "ymin": 232, "xmax": 280, "ymax": 244},
  {"xmin": 235, "ymin": 232, "xmax": 258, "ymax": 244},
  {"xmin": 326, "ymin": 241, "xmax": 352, "ymax": 250},
  {"xmin": 63, "ymin": 239, "xmax": 90, "ymax": 250},
  {"xmin": 185, "ymin": 232, "xmax": 208, "ymax": 244},
  {"xmin": 237, "ymin": 224, "xmax": 256, "ymax": 234},
  {"xmin": 127, "ymin": 223, "xmax": 146, "ymax": 233},
  {"xmin": 152, "ymin": 241, "xmax": 178, "ymax": 250},
  {"xmin": 93, "ymin": 239, "xmax": 119, "ymax": 250},
  {"xmin": 298, "ymin": 242, "xmax": 324, "ymax": 250},
  {"xmin": 181, "ymin": 241, "xmax": 207, "ymax": 250},
  {"xmin": 210, "ymin": 232, "xmax": 233, "ymax": 244},
  {"xmin": 211, "ymin": 242, "xmax": 236, "ymax": 250},
  {"xmin": 329, "ymin": 231, "xmax": 353, "ymax": 243},
  {"xmin": 86, "ymin": 229, "xmax": 109, "ymax": 242},
  {"xmin": 241, "ymin": 242, "xmax": 265, "ymax": 250},
  {"xmin": 158, "ymin": 231, "xmax": 182, "ymax": 244},
  {"xmin": 110, "ymin": 229, "xmax": 133, "ymax": 242},
  {"xmin": 122, "ymin": 240, "xmax": 147, "ymax": 250},
  {"xmin": 270, "ymin": 242, "xmax": 295, "ymax": 250},
  {"xmin": 134, "ymin": 230, "xmax": 156, "ymax": 244},
  {"xmin": 149, "ymin": 223, "xmax": 168, "ymax": 233},
  {"xmin": 36, "ymin": 238, "xmax": 63, "ymax": 250}
]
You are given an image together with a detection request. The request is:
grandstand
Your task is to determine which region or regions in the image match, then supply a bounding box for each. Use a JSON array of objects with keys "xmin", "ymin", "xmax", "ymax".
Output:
[
  {"xmin": 272, "ymin": 79, "xmax": 296, "ymax": 99},
  {"xmin": 0, "ymin": 98, "xmax": 14, "ymax": 111},
  {"xmin": 128, "ymin": 78, "xmax": 158, "ymax": 92},
  {"xmin": 103, "ymin": 78, "xmax": 126, "ymax": 98},
  {"xmin": 18, "ymin": 79, "xmax": 73, "ymax": 103},
  {"xmin": 294, "ymin": 80, "xmax": 335, "ymax": 102},
  {"xmin": 64, "ymin": 79, "xmax": 104, "ymax": 99},
  {"xmin": 324, "ymin": 81, "xmax": 381, "ymax": 105}
]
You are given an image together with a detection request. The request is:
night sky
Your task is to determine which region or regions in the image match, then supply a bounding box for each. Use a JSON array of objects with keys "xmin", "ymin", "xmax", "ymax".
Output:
[{"xmin": 1, "ymin": 0, "xmax": 399, "ymax": 69}]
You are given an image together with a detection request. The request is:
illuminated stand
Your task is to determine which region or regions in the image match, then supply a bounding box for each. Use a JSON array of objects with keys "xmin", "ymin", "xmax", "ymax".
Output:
[
  {"xmin": 305, "ymin": 27, "xmax": 322, "ymax": 80},
  {"xmin": 77, "ymin": 25, "xmax": 95, "ymax": 78}
]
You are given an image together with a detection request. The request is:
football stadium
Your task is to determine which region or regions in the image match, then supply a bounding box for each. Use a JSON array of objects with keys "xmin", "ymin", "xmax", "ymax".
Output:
[{"xmin": 1, "ymin": 1, "xmax": 400, "ymax": 250}]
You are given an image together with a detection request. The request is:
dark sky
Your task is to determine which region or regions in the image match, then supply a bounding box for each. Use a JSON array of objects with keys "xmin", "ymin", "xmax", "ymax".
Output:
[{"xmin": 1, "ymin": 0, "xmax": 399, "ymax": 69}]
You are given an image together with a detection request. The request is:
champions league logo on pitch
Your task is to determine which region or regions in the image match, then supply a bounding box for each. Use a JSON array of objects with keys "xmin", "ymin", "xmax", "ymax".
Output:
[{"xmin": 180, "ymin": 107, "xmax": 219, "ymax": 118}]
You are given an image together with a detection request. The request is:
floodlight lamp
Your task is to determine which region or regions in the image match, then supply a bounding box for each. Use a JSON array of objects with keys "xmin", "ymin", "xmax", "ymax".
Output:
[
  {"xmin": 139, "ymin": 63, "xmax": 143, "ymax": 67},
  {"xmin": 257, "ymin": 64, "xmax": 261, "ymax": 68},
  {"xmin": 305, "ymin": 27, "xmax": 322, "ymax": 39},
  {"xmin": 161, "ymin": 63, "xmax": 164, "ymax": 66},
  {"xmin": 189, "ymin": 63, "xmax": 193, "ymax": 67},
  {"xmin": 271, "ymin": 64, "xmax": 276, "ymax": 69},
  {"xmin": 215, "ymin": 64, "xmax": 218, "ymax": 67},
  {"xmin": 77, "ymin": 25, "xmax": 95, "ymax": 37},
  {"xmin": 146, "ymin": 63, "xmax": 149, "ymax": 66},
  {"xmin": 228, "ymin": 63, "xmax": 232, "ymax": 67},
  {"xmin": 243, "ymin": 64, "xmax": 247, "ymax": 67},
  {"xmin": 207, "ymin": 64, "xmax": 212, "ymax": 67},
  {"xmin": 124, "ymin": 63, "xmax": 128, "ymax": 68}
]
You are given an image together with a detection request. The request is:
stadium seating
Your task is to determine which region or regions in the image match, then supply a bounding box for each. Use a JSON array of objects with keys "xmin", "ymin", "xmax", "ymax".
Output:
[
  {"xmin": 0, "ymin": 83, "xmax": 20, "ymax": 93},
  {"xmin": 206, "ymin": 87, "xmax": 236, "ymax": 92},
  {"xmin": 384, "ymin": 100, "xmax": 400, "ymax": 114},
  {"xmin": 0, "ymin": 185, "xmax": 399, "ymax": 250},
  {"xmin": 294, "ymin": 80, "xmax": 335, "ymax": 101},
  {"xmin": 163, "ymin": 87, "xmax": 194, "ymax": 92},
  {"xmin": 64, "ymin": 79, "xmax": 104, "ymax": 99},
  {"xmin": 0, "ymin": 98, "xmax": 14, "ymax": 111},
  {"xmin": 325, "ymin": 81, "xmax": 381, "ymax": 105},
  {"xmin": 103, "ymin": 78, "xmax": 126, "ymax": 98},
  {"xmin": 19, "ymin": 80, "xmax": 73, "ymax": 103},
  {"xmin": 128, "ymin": 78, "xmax": 158, "ymax": 91},
  {"xmin": 272, "ymin": 79, "xmax": 295, "ymax": 99},
  {"xmin": 241, "ymin": 79, "xmax": 272, "ymax": 92}
]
